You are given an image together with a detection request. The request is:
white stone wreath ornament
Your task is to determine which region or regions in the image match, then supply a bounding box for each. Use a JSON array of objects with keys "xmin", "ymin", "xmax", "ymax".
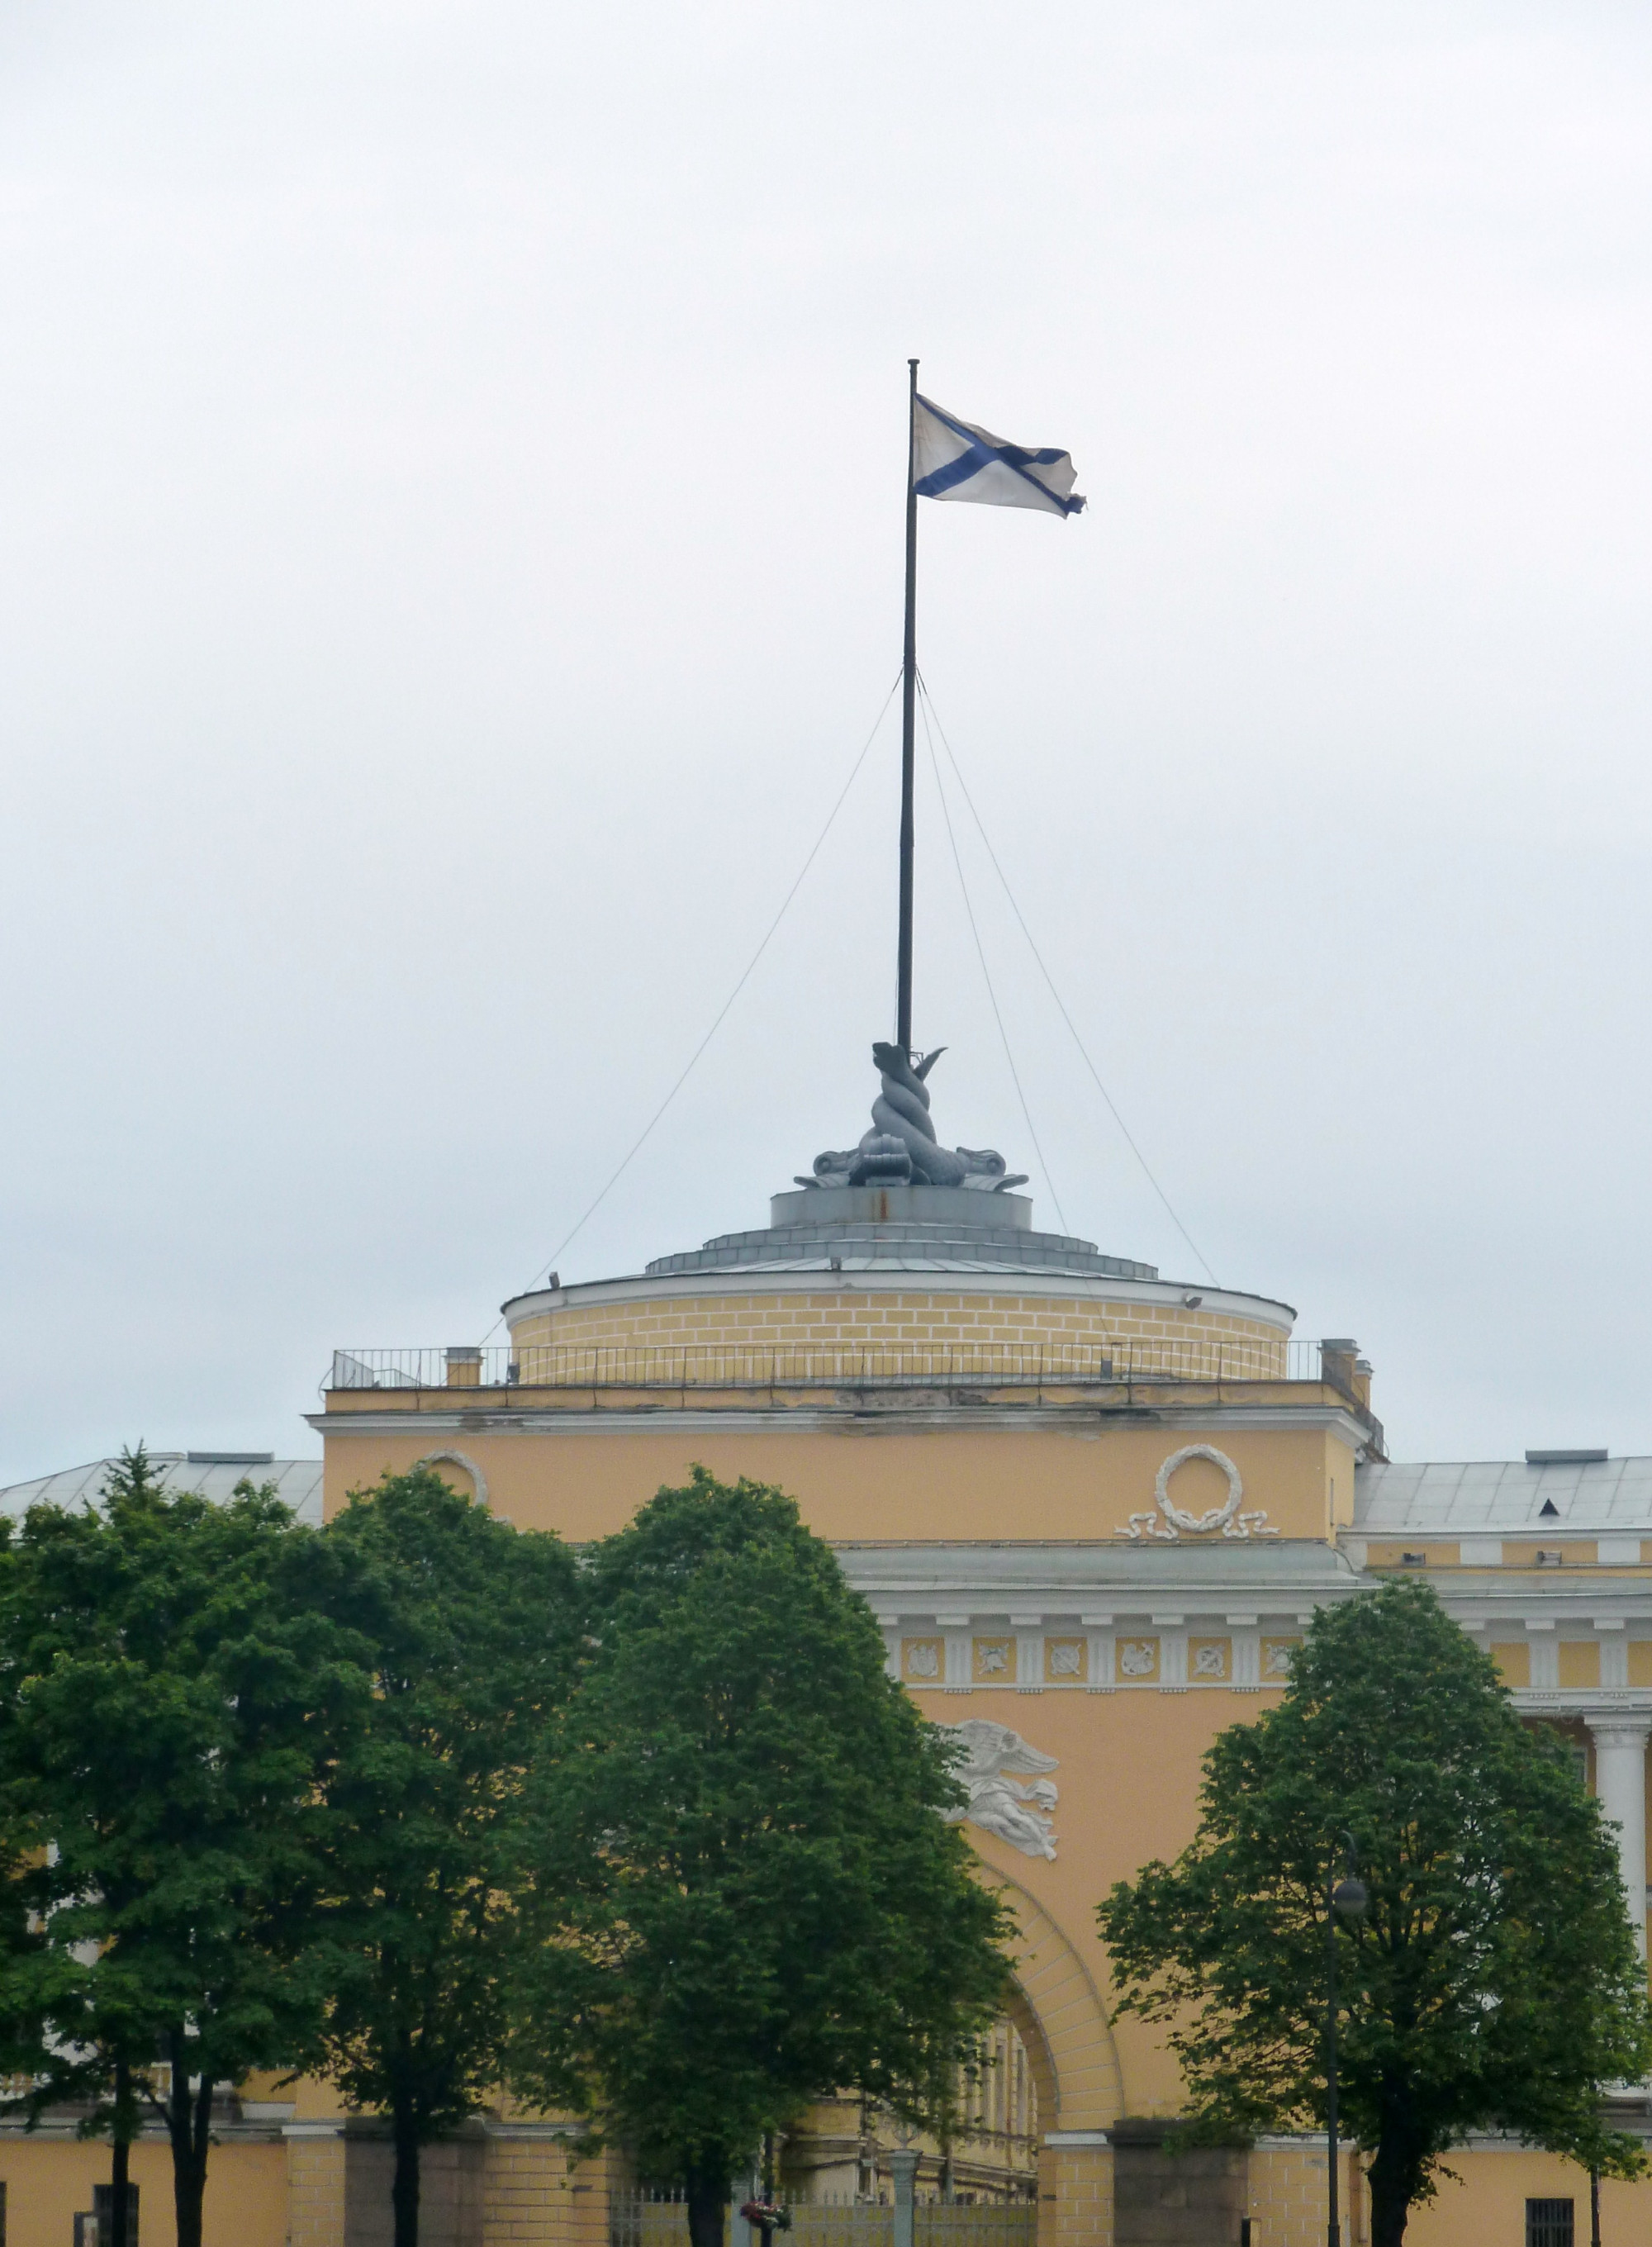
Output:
[{"xmin": 1120, "ymin": 1443, "xmax": 1277, "ymax": 1542}]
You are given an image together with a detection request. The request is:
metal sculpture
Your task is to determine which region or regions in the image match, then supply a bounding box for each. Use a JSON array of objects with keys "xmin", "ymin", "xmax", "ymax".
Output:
[{"xmin": 800, "ymin": 1043, "xmax": 1028, "ymax": 1193}]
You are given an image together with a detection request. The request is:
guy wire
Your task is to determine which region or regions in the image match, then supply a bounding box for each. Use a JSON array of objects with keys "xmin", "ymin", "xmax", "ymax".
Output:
[
  {"xmin": 917, "ymin": 677, "xmax": 1218, "ymax": 1286},
  {"xmin": 919, "ymin": 694, "xmax": 1070, "ymax": 1235},
  {"xmin": 483, "ymin": 676, "xmax": 904, "ymax": 1340}
]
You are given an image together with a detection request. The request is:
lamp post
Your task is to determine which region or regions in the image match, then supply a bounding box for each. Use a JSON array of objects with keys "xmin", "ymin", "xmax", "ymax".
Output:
[{"xmin": 1325, "ymin": 1837, "xmax": 1368, "ymax": 2247}]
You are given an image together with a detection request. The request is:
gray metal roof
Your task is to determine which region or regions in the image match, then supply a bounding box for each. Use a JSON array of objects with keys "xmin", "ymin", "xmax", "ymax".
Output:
[
  {"xmin": 0, "ymin": 1456, "xmax": 324, "ymax": 1527},
  {"xmin": 1355, "ymin": 1456, "xmax": 1652, "ymax": 1532},
  {"xmin": 646, "ymin": 1223, "xmax": 1157, "ymax": 1282}
]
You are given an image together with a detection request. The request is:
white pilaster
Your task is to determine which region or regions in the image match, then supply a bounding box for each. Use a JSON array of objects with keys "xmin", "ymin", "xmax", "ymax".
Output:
[
  {"xmin": 876, "ymin": 1621, "xmax": 900, "ymax": 1680},
  {"xmin": 1526, "ymin": 1622, "xmax": 1559, "ymax": 1689},
  {"xmin": 1588, "ymin": 1717, "xmax": 1651, "ymax": 1959}
]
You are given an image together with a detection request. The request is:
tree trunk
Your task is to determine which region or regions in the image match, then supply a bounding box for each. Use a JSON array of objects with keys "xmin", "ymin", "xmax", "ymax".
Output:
[
  {"xmin": 110, "ymin": 2055, "xmax": 134, "ymax": 2247},
  {"xmin": 164, "ymin": 2032, "xmax": 215, "ymax": 2247},
  {"xmin": 685, "ymin": 2164, "xmax": 729, "ymax": 2247},
  {"xmin": 110, "ymin": 2131, "xmax": 131, "ymax": 2247},
  {"xmin": 1366, "ymin": 2135, "xmax": 1414, "ymax": 2247},
  {"xmin": 392, "ymin": 2100, "xmax": 423, "ymax": 2247}
]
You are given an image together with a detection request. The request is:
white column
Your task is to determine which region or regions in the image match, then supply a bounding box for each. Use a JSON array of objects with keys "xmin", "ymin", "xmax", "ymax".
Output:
[{"xmin": 1588, "ymin": 1717, "xmax": 1651, "ymax": 1958}]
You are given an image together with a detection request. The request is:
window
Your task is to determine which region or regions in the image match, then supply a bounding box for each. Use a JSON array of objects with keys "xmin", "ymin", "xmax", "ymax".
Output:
[
  {"xmin": 1526, "ymin": 2199, "xmax": 1574, "ymax": 2247},
  {"xmin": 93, "ymin": 2184, "xmax": 140, "ymax": 2245},
  {"xmin": 1400, "ymin": 1551, "xmax": 1427, "ymax": 1567}
]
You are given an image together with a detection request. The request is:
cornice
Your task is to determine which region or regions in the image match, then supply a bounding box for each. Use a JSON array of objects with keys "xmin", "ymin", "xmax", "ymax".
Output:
[
  {"xmin": 309, "ymin": 1402, "xmax": 1370, "ymax": 1442},
  {"xmin": 1511, "ymin": 1692, "xmax": 1652, "ymax": 1722},
  {"xmin": 501, "ymin": 1266, "xmax": 1295, "ymax": 1329}
]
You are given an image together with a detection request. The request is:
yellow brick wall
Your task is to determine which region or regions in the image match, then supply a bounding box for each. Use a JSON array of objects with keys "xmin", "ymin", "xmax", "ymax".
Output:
[
  {"xmin": 1246, "ymin": 2141, "xmax": 1366, "ymax": 2246},
  {"xmin": 482, "ymin": 2134, "xmax": 624, "ymax": 2247},
  {"xmin": 1043, "ymin": 2143, "xmax": 1111, "ymax": 2247},
  {"xmin": 287, "ymin": 2127, "xmax": 348, "ymax": 2247},
  {"xmin": 510, "ymin": 1290, "xmax": 1287, "ymax": 1377}
]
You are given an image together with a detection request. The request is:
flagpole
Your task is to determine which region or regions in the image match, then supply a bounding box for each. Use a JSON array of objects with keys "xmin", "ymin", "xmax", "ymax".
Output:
[{"xmin": 897, "ymin": 357, "xmax": 918, "ymax": 1055}]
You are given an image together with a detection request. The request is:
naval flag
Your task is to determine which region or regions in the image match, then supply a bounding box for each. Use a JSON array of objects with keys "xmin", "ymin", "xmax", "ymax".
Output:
[{"xmin": 911, "ymin": 393, "xmax": 1085, "ymax": 518}]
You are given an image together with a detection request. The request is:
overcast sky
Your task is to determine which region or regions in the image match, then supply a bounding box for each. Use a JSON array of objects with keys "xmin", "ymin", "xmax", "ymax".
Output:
[{"xmin": 4, "ymin": 1, "xmax": 1652, "ymax": 1483}]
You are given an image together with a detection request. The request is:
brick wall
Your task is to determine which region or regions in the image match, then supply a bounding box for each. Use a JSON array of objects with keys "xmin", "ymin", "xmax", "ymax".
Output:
[
  {"xmin": 482, "ymin": 2136, "xmax": 618, "ymax": 2247},
  {"xmin": 1042, "ymin": 2143, "xmax": 1112, "ymax": 2247},
  {"xmin": 510, "ymin": 1292, "xmax": 1285, "ymax": 1375},
  {"xmin": 1246, "ymin": 2141, "xmax": 1366, "ymax": 2246},
  {"xmin": 287, "ymin": 2127, "xmax": 348, "ymax": 2247}
]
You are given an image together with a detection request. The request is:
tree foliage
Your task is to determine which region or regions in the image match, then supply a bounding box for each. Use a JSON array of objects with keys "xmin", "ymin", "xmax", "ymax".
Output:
[
  {"xmin": 0, "ymin": 1446, "xmax": 359, "ymax": 2247},
  {"xmin": 510, "ymin": 1470, "xmax": 1011, "ymax": 2247},
  {"xmin": 1097, "ymin": 1580, "xmax": 1652, "ymax": 2247},
  {"xmin": 311, "ymin": 1466, "xmax": 582, "ymax": 2247}
]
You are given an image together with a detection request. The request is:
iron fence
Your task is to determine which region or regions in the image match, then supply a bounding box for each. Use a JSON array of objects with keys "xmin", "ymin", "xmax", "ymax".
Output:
[
  {"xmin": 330, "ymin": 1338, "xmax": 1343, "ymax": 1395},
  {"xmin": 609, "ymin": 2193, "xmax": 1037, "ymax": 2247}
]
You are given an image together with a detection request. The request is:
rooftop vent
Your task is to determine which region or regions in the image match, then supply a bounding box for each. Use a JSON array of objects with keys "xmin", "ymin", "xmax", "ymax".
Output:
[
  {"xmin": 1538, "ymin": 1499, "xmax": 1560, "ymax": 1518},
  {"xmin": 186, "ymin": 1451, "xmax": 274, "ymax": 1466},
  {"xmin": 1526, "ymin": 1448, "xmax": 1607, "ymax": 1465}
]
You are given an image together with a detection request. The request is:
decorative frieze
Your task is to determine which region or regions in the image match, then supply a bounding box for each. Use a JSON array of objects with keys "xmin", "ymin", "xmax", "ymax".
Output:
[
  {"xmin": 888, "ymin": 1616, "xmax": 1329, "ymax": 1689},
  {"xmin": 1117, "ymin": 1635, "xmax": 1161, "ymax": 1683},
  {"xmin": 1259, "ymin": 1635, "xmax": 1303, "ymax": 1682}
]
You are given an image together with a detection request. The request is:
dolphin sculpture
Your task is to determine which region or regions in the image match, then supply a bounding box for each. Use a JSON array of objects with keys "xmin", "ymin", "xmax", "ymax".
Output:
[{"xmin": 800, "ymin": 1043, "xmax": 1028, "ymax": 1192}]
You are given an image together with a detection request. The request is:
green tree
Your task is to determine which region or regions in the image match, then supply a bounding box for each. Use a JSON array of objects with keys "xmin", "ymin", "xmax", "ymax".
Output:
[
  {"xmin": 0, "ymin": 1445, "xmax": 361, "ymax": 2247},
  {"xmin": 313, "ymin": 1466, "xmax": 581, "ymax": 2247},
  {"xmin": 1097, "ymin": 1579, "xmax": 1652, "ymax": 2247},
  {"xmin": 509, "ymin": 1469, "xmax": 1011, "ymax": 2247}
]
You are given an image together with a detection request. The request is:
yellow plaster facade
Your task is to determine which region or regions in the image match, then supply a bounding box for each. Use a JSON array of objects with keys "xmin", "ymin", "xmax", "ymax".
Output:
[{"xmin": 6, "ymin": 1173, "xmax": 1649, "ymax": 2246}]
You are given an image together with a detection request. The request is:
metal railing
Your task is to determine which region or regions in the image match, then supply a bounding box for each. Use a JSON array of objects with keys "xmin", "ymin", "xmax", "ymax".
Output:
[
  {"xmin": 610, "ymin": 2194, "xmax": 1037, "ymax": 2247},
  {"xmin": 330, "ymin": 1338, "xmax": 1344, "ymax": 1395}
]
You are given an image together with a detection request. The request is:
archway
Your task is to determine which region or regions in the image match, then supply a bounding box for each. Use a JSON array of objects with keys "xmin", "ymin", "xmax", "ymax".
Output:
[
  {"xmin": 983, "ymin": 1873, "xmax": 1122, "ymax": 2247},
  {"xmin": 985, "ymin": 1871, "xmax": 1122, "ymax": 2131}
]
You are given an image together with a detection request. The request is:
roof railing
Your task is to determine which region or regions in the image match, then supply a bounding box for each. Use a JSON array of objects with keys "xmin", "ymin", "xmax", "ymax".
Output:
[{"xmin": 329, "ymin": 1337, "xmax": 1360, "ymax": 1399}]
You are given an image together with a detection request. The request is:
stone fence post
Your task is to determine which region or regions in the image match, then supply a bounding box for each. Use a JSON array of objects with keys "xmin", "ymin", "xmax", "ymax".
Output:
[{"xmin": 890, "ymin": 2148, "xmax": 920, "ymax": 2247}]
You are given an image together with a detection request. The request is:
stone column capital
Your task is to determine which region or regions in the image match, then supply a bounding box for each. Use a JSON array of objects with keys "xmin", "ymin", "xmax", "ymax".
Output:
[{"xmin": 1588, "ymin": 1717, "xmax": 1652, "ymax": 1751}]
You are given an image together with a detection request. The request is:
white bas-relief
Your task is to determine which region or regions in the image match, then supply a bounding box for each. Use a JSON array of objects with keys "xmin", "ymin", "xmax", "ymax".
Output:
[
  {"xmin": 1120, "ymin": 1442, "xmax": 1277, "ymax": 1542},
  {"xmin": 935, "ymin": 1717, "xmax": 1060, "ymax": 1863}
]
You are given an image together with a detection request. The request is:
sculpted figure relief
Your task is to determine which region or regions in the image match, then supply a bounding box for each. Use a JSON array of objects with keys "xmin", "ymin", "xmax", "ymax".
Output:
[
  {"xmin": 934, "ymin": 1717, "xmax": 1060, "ymax": 1862},
  {"xmin": 800, "ymin": 1043, "xmax": 1028, "ymax": 1193}
]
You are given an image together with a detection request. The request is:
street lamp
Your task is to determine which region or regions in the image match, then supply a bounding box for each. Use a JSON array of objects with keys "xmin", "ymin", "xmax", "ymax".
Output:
[{"xmin": 1325, "ymin": 1836, "xmax": 1368, "ymax": 2247}]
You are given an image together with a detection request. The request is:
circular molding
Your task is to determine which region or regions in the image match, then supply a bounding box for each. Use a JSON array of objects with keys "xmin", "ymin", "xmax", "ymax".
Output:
[
  {"xmin": 414, "ymin": 1450, "xmax": 490, "ymax": 1510},
  {"xmin": 1121, "ymin": 1444, "xmax": 1277, "ymax": 1542},
  {"xmin": 1155, "ymin": 1444, "xmax": 1244, "ymax": 1535}
]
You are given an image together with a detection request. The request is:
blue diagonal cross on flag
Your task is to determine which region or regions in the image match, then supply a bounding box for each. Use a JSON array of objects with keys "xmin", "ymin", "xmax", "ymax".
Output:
[{"xmin": 911, "ymin": 392, "xmax": 1085, "ymax": 518}]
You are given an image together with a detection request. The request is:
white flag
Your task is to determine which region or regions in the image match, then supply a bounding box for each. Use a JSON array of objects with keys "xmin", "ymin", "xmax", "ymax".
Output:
[{"xmin": 912, "ymin": 393, "xmax": 1085, "ymax": 518}]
